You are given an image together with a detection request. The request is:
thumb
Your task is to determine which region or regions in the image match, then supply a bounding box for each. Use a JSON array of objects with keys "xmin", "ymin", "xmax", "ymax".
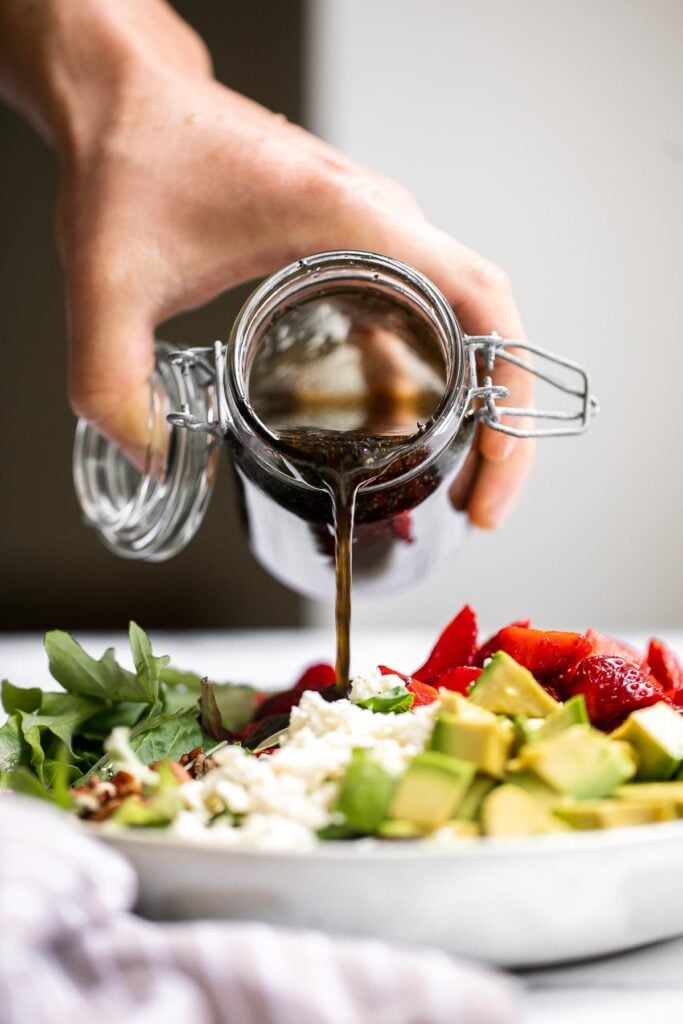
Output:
[{"xmin": 66, "ymin": 278, "xmax": 160, "ymax": 473}]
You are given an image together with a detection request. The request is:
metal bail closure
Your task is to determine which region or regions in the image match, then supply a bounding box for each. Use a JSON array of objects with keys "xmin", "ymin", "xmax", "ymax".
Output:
[
  {"xmin": 464, "ymin": 333, "xmax": 600, "ymax": 438},
  {"xmin": 72, "ymin": 341, "xmax": 220, "ymax": 561}
]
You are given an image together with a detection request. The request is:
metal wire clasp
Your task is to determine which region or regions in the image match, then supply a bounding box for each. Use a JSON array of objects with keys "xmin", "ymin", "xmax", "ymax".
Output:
[
  {"xmin": 165, "ymin": 341, "xmax": 229, "ymax": 439},
  {"xmin": 464, "ymin": 333, "xmax": 599, "ymax": 438}
]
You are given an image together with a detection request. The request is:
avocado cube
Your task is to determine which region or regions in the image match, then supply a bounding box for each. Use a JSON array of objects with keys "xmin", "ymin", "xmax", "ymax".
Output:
[
  {"xmin": 336, "ymin": 750, "xmax": 395, "ymax": 834},
  {"xmin": 508, "ymin": 771, "xmax": 565, "ymax": 810},
  {"xmin": 469, "ymin": 651, "xmax": 560, "ymax": 717},
  {"xmin": 389, "ymin": 751, "xmax": 475, "ymax": 830},
  {"xmin": 454, "ymin": 775, "xmax": 497, "ymax": 821},
  {"xmin": 481, "ymin": 784, "xmax": 570, "ymax": 837},
  {"xmin": 429, "ymin": 698, "xmax": 514, "ymax": 778},
  {"xmin": 516, "ymin": 724, "xmax": 636, "ymax": 798},
  {"xmin": 376, "ymin": 819, "xmax": 424, "ymax": 839},
  {"xmin": 612, "ymin": 702, "xmax": 683, "ymax": 781},
  {"xmin": 555, "ymin": 798, "xmax": 675, "ymax": 830},
  {"xmin": 535, "ymin": 694, "xmax": 589, "ymax": 741},
  {"xmin": 615, "ymin": 782, "xmax": 683, "ymax": 815}
]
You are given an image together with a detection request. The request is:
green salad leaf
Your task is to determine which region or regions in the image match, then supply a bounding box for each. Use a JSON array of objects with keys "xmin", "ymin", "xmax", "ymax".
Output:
[
  {"xmin": 45, "ymin": 631, "xmax": 141, "ymax": 702},
  {"xmin": 0, "ymin": 715, "xmax": 28, "ymax": 782},
  {"xmin": 355, "ymin": 685, "xmax": 414, "ymax": 714},
  {"xmin": 0, "ymin": 623, "xmax": 255, "ymax": 800},
  {"xmin": 129, "ymin": 711, "xmax": 204, "ymax": 764}
]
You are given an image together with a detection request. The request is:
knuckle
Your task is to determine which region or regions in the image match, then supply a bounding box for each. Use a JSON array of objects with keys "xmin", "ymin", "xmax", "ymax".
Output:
[{"xmin": 467, "ymin": 255, "xmax": 511, "ymax": 294}]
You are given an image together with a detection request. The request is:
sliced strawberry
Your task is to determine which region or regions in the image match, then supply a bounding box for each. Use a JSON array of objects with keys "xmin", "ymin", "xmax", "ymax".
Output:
[
  {"xmin": 378, "ymin": 665, "xmax": 410, "ymax": 681},
  {"xmin": 406, "ymin": 679, "xmax": 439, "ymax": 706},
  {"xmin": 413, "ymin": 605, "xmax": 478, "ymax": 683},
  {"xmin": 255, "ymin": 662, "xmax": 336, "ymax": 720},
  {"xmin": 293, "ymin": 662, "xmax": 337, "ymax": 691},
  {"xmin": 476, "ymin": 626, "xmax": 591, "ymax": 679},
  {"xmin": 584, "ymin": 628, "xmax": 644, "ymax": 666},
  {"xmin": 568, "ymin": 655, "xmax": 665, "ymax": 728},
  {"xmin": 475, "ymin": 620, "xmax": 530, "ymax": 666},
  {"xmin": 433, "ymin": 665, "xmax": 482, "ymax": 695},
  {"xmin": 647, "ymin": 639, "xmax": 683, "ymax": 691}
]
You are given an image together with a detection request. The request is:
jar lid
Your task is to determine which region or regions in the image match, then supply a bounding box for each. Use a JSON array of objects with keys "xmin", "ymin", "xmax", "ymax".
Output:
[{"xmin": 72, "ymin": 342, "xmax": 218, "ymax": 561}]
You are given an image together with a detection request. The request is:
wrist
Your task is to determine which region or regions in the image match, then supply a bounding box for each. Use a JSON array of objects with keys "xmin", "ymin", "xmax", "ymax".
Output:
[{"xmin": 0, "ymin": 0, "xmax": 211, "ymax": 160}]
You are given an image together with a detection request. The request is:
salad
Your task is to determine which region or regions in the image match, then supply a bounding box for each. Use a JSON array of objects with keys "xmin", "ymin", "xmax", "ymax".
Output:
[{"xmin": 1, "ymin": 609, "xmax": 683, "ymax": 850}]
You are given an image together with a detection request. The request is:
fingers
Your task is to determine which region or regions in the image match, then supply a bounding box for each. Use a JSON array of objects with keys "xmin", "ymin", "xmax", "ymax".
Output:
[
  {"xmin": 66, "ymin": 268, "xmax": 158, "ymax": 471},
  {"xmin": 322, "ymin": 212, "xmax": 535, "ymax": 528},
  {"xmin": 467, "ymin": 429, "xmax": 535, "ymax": 530}
]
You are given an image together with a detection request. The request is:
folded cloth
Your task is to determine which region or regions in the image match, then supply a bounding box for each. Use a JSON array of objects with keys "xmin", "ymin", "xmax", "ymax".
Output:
[{"xmin": 0, "ymin": 796, "xmax": 520, "ymax": 1024}]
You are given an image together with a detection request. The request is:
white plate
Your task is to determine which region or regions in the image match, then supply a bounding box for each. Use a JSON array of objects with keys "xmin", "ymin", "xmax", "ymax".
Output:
[{"xmin": 101, "ymin": 820, "xmax": 683, "ymax": 968}]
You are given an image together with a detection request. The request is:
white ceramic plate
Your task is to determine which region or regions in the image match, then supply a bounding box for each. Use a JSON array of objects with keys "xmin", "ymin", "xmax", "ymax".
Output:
[{"xmin": 101, "ymin": 820, "xmax": 683, "ymax": 968}]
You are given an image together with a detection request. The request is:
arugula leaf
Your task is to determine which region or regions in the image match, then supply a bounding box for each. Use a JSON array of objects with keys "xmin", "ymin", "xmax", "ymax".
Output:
[
  {"xmin": 355, "ymin": 685, "xmax": 414, "ymax": 714},
  {"xmin": 0, "ymin": 715, "xmax": 29, "ymax": 779},
  {"xmin": 129, "ymin": 711, "xmax": 203, "ymax": 764},
  {"xmin": 9, "ymin": 758, "xmax": 76, "ymax": 810},
  {"xmin": 336, "ymin": 749, "xmax": 395, "ymax": 833},
  {"xmin": 128, "ymin": 622, "xmax": 169, "ymax": 706},
  {"xmin": 200, "ymin": 679, "xmax": 256, "ymax": 739},
  {"xmin": 17, "ymin": 693, "xmax": 99, "ymax": 782},
  {"xmin": 45, "ymin": 631, "xmax": 141, "ymax": 702},
  {"xmin": 78, "ymin": 701, "xmax": 149, "ymax": 739},
  {"xmin": 159, "ymin": 667, "xmax": 204, "ymax": 691},
  {"xmin": 1, "ymin": 681, "xmax": 43, "ymax": 715}
]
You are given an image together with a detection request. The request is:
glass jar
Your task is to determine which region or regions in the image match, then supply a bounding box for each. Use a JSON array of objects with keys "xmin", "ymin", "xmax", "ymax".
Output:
[{"xmin": 73, "ymin": 251, "xmax": 597, "ymax": 600}]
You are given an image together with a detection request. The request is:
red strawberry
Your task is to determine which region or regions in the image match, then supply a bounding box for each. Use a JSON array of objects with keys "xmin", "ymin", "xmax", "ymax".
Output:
[
  {"xmin": 584, "ymin": 628, "xmax": 644, "ymax": 666},
  {"xmin": 293, "ymin": 662, "xmax": 337, "ymax": 692},
  {"xmin": 378, "ymin": 665, "xmax": 410, "ymax": 681},
  {"xmin": 406, "ymin": 679, "xmax": 439, "ymax": 706},
  {"xmin": 413, "ymin": 605, "xmax": 478, "ymax": 683},
  {"xmin": 476, "ymin": 626, "xmax": 591, "ymax": 679},
  {"xmin": 475, "ymin": 620, "xmax": 530, "ymax": 666},
  {"xmin": 647, "ymin": 639, "xmax": 683, "ymax": 692},
  {"xmin": 255, "ymin": 662, "xmax": 336, "ymax": 720},
  {"xmin": 433, "ymin": 666, "xmax": 482, "ymax": 695},
  {"xmin": 568, "ymin": 655, "xmax": 665, "ymax": 728}
]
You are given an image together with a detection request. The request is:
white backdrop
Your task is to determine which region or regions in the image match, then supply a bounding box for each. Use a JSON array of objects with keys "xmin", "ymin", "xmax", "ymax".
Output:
[{"xmin": 303, "ymin": 0, "xmax": 682, "ymax": 633}]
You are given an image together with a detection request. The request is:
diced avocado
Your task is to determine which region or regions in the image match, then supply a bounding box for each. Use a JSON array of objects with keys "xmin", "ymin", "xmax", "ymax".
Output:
[
  {"xmin": 612, "ymin": 702, "xmax": 683, "ymax": 781},
  {"xmin": 616, "ymin": 782, "xmax": 683, "ymax": 815},
  {"xmin": 481, "ymin": 784, "xmax": 569, "ymax": 837},
  {"xmin": 555, "ymin": 798, "xmax": 675, "ymax": 830},
  {"xmin": 469, "ymin": 651, "xmax": 560, "ymax": 717},
  {"xmin": 516, "ymin": 724, "xmax": 636, "ymax": 798},
  {"xmin": 376, "ymin": 819, "xmax": 424, "ymax": 839},
  {"xmin": 454, "ymin": 774, "xmax": 497, "ymax": 821},
  {"xmin": 512, "ymin": 715, "xmax": 544, "ymax": 750},
  {"xmin": 535, "ymin": 695, "xmax": 589, "ymax": 741},
  {"xmin": 507, "ymin": 771, "xmax": 566, "ymax": 810},
  {"xmin": 430, "ymin": 820, "xmax": 480, "ymax": 841},
  {"xmin": 336, "ymin": 750, "xmax": 395, "ymax": 834},
  {"xmin": 389, "ymin": 751, "xmax": 475, "ymax": 830},
  {"xmin": 428, "ymin": 696, "xmax": 514, "ymax": 778}
]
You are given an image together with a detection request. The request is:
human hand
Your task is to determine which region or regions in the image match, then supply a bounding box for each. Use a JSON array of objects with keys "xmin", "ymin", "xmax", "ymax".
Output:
[{"xmin": 3, "ymin": 0, "xmax": 533, "ymax": 529}]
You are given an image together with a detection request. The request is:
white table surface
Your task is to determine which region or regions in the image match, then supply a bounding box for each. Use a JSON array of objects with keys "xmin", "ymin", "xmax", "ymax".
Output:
[{"xmin": 3, "ymin": 627, "xmax": 683, "ymax": 1024}]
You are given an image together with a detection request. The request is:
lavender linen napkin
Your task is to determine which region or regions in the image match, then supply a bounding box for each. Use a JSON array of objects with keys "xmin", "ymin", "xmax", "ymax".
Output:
[{"xmin": 0, "ymin": 796, "xmax": 520, "ymax": 1024}]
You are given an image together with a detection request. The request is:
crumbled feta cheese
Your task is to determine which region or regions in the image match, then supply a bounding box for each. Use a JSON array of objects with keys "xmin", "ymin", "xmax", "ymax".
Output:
[
  {"xmin": 349, "ymin": 667, "xmax": 405, "ymax": 702},
  {"xmin": 169, "ymin": 688, "xmax": 439, "ymax": 851}
]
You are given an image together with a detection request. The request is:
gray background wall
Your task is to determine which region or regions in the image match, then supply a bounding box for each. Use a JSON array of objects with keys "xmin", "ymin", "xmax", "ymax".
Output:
[
  {"xmin": 306, "ymin": 0, "xmax": 682, "ymax": 632},
  {"xmin": 0, "ymin": 1, "xmax": 305, "ymax": 630},
  {"xmin": 1, "ymin": 0, "xmax": 680, "ymax": 634}
]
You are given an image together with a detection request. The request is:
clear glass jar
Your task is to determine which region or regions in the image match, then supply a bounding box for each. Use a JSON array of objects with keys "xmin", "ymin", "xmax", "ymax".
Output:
[{"xmin": 73, "ymin": 251, "xmax": 597, "ymax": 599}]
